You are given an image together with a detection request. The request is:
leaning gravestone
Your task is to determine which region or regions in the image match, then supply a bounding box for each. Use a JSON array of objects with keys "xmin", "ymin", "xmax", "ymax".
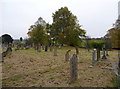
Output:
[
  {"xmin": 70, "ymin": 54, "xmax": 78, "ymax": 83},
  {"xmin": 65, "ymin": 50, "xmax": 71, "ymax": 61},
  {"xmin": 92, "ymin": 49, "xmax": 97, "ymax": 65}
]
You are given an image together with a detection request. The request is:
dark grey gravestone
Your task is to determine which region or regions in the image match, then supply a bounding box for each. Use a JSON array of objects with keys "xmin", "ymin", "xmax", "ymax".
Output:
[
  {"xmin": 70, "ymin": 54, "xmax": 78, "ymax": 83},
  {"xmin": 106, "ymin": 50, "xmax": 109, "ymax": 56},
  {"xmin": 102, "ymin": 47, "xmax": 107, "ymax": 59},
  {"xmin": 45, "ymin": 45, "xmax": 48, "ymax": 52}
]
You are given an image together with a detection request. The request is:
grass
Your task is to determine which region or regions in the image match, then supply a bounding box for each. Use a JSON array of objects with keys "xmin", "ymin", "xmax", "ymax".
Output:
[
  {"xmin": 2, "ymin": 46, "xmax": 119, "ymax": 87},
  {"xmin": 109, "ymin": 76, "xmax": 120, "ymax": 87},
  {"xmin": 11, "ymin": 74, "xmax": 23, "ymax": 82}
]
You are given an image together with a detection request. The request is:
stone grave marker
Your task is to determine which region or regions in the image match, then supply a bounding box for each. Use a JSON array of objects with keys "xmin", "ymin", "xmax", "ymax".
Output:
[
  {"xmin": 102, "ymin": 47, "xmax": 107, "ymax": 59},
  {"xmin": 70, "ymin": 54, "xmax": 78, "ymax": 83},
  {"xmin": 92, "ymin": 49, "xmax": 98, "ymax": 65},
  {"xmin": 65, "ymin": 50, "xmax": 71, "ymax": 61}
]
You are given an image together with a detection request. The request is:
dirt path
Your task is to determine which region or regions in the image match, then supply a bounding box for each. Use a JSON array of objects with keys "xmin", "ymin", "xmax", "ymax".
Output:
[{"xmin": 2, "ymin": 47, "xmax": 119, "ymax": 87}]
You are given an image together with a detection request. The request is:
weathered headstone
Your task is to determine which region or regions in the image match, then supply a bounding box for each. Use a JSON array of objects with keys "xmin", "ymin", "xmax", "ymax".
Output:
[
  {"xmin": 24, "ymin": 46, "xmax": 30, "ymax": 50},
  {"xmin": 15, "ymin": 44, "xmax": 20, "ymax": 51},
  {"xmin": 102, "ymin": 47, "xmax": 107, "ymax": 59},
  {"xmin": 106, "ymin": 50, "xmax": 109, "ymax": 56},
  {"xmin": 50, "ymin": 45, "xmax": 52, "ymax": 52},
  {"xmin": 65, "ymin": 50, "xmax": 71, "ymax": 61},
  {"xmin": 92, "ymin": 49, "xmax": 97, "ymax": 65},
  {"xmin": 70, "ymin": 54, "xmax": 78, "ymax": 83}
]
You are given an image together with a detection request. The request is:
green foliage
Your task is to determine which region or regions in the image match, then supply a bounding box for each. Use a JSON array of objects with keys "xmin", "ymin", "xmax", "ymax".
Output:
[
  {"xmin": 89, "ymin": 40, "xmax": 104, "ymax": 49},
  {"xmin": 52, "ymin": 7, "xmax": 86, "ymax": 46},
  {"xmin": 11, "ymin": 74, "xmax": 23, "ymax": 82},
  {"xmin": 2, "ymin": 34, "xmax": 13, "ymax": 45},
  {"xmin": 20, "ymin": 37, "xmax": 23, "ymax": 42},
  {"xmin": 27, "ymin": 17, "xmax": 49, "ymax": 45},
  {"xmin": 107, "ymin": 28, "xmax": 120, "ymax": 48}
]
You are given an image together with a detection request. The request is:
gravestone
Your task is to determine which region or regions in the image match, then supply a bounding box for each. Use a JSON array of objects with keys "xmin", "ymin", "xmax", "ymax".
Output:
[
  {"xmin": 65, "ymin": 50, "xmax": 71, "ymax": 61},
  {"xmin": 24, "ymin": 46, "xmax": 30, "ymax": 50},
  {"xmin": 15, "ymin": 44, "xmax": 20, "ymax": 51},
  {"xmin": 70, "ymin": 54, "xmax": 78, "ymax": 83},
  {"xmin": 50, "ymin": 45, "xmax": 52, "ymax": 52},
  {"xmin": 92, "ymin": 49, "xmax": 97, "ymax": 65},
  {"xmin": 106, "ymin": 50, "xmax": 109, "ymax": 56},
  {"xmin": 102, "ymin": 47, "xmax": 107, "ymax": 59}
]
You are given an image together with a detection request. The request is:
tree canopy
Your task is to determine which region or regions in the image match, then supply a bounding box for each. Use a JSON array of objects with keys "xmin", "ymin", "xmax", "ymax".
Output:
[
  {"xmin": 27, "ymin": 17, "xmax": 48, "ymax": 45},
  {"xmin": 51, "ymin": 7, "xmax": 86, "ymax": 46},
  {"xmin": 106, "ymin": 28, "xmax": 120, "ymax": 48},
  {"xmin": 2, "ymin": 34, "xmax": 13, "ymax": 45}
]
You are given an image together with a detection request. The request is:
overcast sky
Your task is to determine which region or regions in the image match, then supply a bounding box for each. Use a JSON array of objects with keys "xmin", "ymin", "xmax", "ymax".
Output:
[{"xmin": 0, "ymin": 0, "xmax": 119, "ymax": 39}]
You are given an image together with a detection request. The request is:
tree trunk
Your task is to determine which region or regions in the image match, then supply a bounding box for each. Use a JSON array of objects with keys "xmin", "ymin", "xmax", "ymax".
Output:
[
  {"xmin": 97, "ymin": 49, "xmax": 100, "ymax": 61},
  {"xmin": 75, "ymin": 47, "xmax": 79, "ymax": 55},
  {"xmin": 37, "ymin": 43, "xmax": 41, "ymax": 52},
  {"xmin": 34, "ymin": 44, "xmax": 37, "ymax": 50}
]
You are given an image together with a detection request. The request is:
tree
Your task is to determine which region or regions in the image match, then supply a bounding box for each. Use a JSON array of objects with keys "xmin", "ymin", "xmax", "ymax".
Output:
[
  {"xmin": 20, "ymin": 37, "xmax": 23, "ymax": 42},
  {"xmin": 2, "ymin": 34, "xmax": 13, "ymax": 47},
  {"xmin": 85, "ymin": 36, "xmax": 91, "ymax": 51},
  {"xmin": 90, "ymin": 40, "xmax": 104, "ymax": 50},
  {"xmin": 27, "ymin": 17, "xmax": 48, "ymax": 52},
  {"xmin": 52, "ymin": 7, "xmax": 86, "ymax": 54},
  {"xmin": 107, "ymin": 28, "xmax": 120, "ymax": 48}
]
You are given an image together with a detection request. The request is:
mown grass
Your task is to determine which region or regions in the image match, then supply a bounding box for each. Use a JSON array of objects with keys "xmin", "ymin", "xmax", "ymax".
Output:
[{"xmin": 2, "ymin": 46, "xmax": 119, "ymax": 87}]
